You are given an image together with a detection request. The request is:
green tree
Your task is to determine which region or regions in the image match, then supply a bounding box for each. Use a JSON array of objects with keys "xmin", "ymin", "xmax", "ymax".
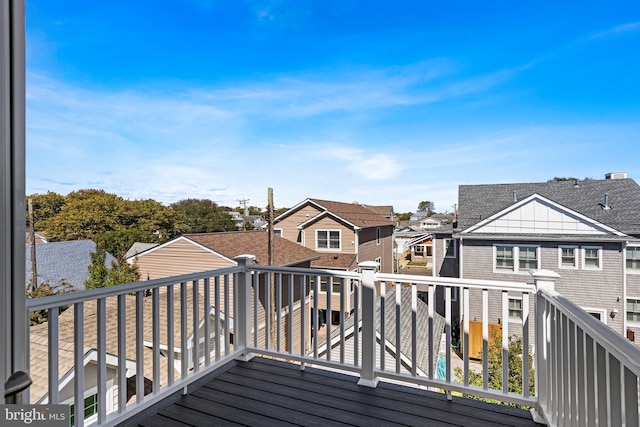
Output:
[
  {"xmin": 417, "ymin": 201, "xmax": 435, "ymax": 215},
  {"xmin": 274, "ymin": 207, "xmax": 289, "ymax": 218},
  {"xmin": 396, "ymin": 212, "xmax": 412, "ymax": 221},
  {"xmin": 26, "ymin": 281, "xmax": 73, "ymax": 325},
  {"xmin": 85, "ymin": 245, "xmax": 140, "ymax": 290},
  {"xmin": 45, "ymin": 189, "xmax": 177, "ymax": 242},
  {"xmin": 26, "ymin": 191, "xmax": 66, "ymax": 230},
  {"xmin": 98, "ymin": 229, "xmax": 161, "ymax": 259},
  {"xmin": 455, "ymin": 330, "xmax": 535, "ymax": 406},
  {"xmin": 171, "ymin": 198, "xmax": 236, "ymax": 233}
]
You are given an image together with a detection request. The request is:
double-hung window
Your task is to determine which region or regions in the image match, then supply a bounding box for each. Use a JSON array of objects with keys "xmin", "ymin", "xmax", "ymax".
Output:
[
  {"xmin": 627, "ymin": 246, "xmax": 640, "ymax": 272},
  {"xmin": 627, "ymin": 298, "xmax": 640, "ymax": 325},
  {"xmin": 317, "ymin": 230, "xmax": 340, "ymax": 250},
  {"xmin": 495, "ymin": 245, "xmax": 539, "ymax": 273},
  {"xmin": 583, "ymin": 246, "xmax": 602, "ymax": 270},
  {"xmin": 496, "ymin": 246, "xmax": 515, "ymax": 271},
  {"xmin": 559, "ymin": 246, "xmax": 578, "ymax": 269},
  {"xmin": 508, "ymin": 297, "xmax": 523, "ymax": 321}
]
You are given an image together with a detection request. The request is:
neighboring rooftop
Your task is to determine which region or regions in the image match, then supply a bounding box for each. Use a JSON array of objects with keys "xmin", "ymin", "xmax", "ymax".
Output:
[
  {"xmin": 457, "ymin": 175, "xmax": 640, "ymax": 235},
  {"xmin": 307, "ymin": 199, "xmax": 395, "ymax": 228},
  {"xmin": 25, "ymin": 239, "xmax": 116, "ymax": 291},
  {"xmin": 125, "ymin": 242, "xmax": 159, "ymax": 259},
  {"xmin": 184, "ymin": 231, "xmax": 321, "ymax": 266}
]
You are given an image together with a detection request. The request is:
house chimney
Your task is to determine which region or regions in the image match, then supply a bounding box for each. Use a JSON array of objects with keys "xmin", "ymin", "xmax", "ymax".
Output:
[{"xmin": 605, "ymin": 172, "xmax": 627, "ymax": 180}]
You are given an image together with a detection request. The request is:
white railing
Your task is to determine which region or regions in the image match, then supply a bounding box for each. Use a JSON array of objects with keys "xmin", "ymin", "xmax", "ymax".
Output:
[
  {"xmin": 535, "ymin": 274, "xmax": 640, "ymax": 427},
  {"xmin": 26, "ymin": 265, "xmax": 243, "ymax": 427},
  {"xmin": 24, "ymin": 257, "xmax": 640, "ymax": 426}
]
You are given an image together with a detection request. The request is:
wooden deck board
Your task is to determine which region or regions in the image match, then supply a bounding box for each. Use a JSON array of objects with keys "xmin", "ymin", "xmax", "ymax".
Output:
[{"xmin": 130, "ymin": 357, "xmax": 540, "ymax": 427}]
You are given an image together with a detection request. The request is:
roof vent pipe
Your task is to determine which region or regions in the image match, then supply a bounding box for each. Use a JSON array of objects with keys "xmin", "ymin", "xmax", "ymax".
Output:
[
  {"xmin": 603, "ymin": 193, "xmax": 611, "ymax": 210},
  {"xmin": 513, "ymin": 191, "xmax": 517, "ymax": 203}
]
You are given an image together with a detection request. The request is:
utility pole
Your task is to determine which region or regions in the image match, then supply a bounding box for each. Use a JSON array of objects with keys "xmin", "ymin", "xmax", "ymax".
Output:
[
  {"xmin": 28, "ymin": 199, "xmax": 37, "ymax": 292},
  {"xmin": 237, "ymin": 198, "xmax": 250, "ymax": 217},
  {"xmin": 267, "ymin": 188, "xmax": 276, "ymax": 347}
]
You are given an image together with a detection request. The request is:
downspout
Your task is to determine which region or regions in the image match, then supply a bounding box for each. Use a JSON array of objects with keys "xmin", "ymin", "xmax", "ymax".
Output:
[
  {"xmin": 459, "ymin": 237, "xmax": 464, "ymax": 279},
  {"xmin": 354, "ymin": 228, "xmax": 360, "ymax": 265},
  {"xmin": 622, "ymin": 241, "xmax": 627, "ymax": 336}
]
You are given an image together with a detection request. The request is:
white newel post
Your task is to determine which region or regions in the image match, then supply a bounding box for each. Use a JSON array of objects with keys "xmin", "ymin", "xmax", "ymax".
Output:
[
  {"xmin": 358, "ymin": 261, "xmax": 380, "ymax": 388},
  {"xmin": 530, "ymin": 269, "xmax": 559, "ymax": 426},
  {"xmin": 235, "ymin": 255, "xmax": 256, "ymax": 362}
]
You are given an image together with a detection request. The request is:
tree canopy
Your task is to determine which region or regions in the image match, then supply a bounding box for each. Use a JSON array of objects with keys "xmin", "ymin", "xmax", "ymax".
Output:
[
  {"xmin": 171, "ymin": 198, "xmax": 236, "ymax": 233},
  {"xmin": 417, "ymin": 201, "xmax": 435, "ymax": 215}
]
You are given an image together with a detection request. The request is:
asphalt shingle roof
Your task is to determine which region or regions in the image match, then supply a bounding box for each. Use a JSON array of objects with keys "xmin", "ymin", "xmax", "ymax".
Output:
[
  {"xmin": 457, "ymin": 178, "xmax": 640, "ymax": 236},
  {"xmin": 332, "ymin": 286, "xmax": 445, "ymax": 375},
  {"xmin": 184, "ymin": 231, "xmax": 321, "ymax": 266},
  {"xmin": 25, "ymin": 240, "xmax": 117, "ymax": 291},
  {"xmin": 308, "ymin": 199, "xmax": 395, "ymax": 228}
]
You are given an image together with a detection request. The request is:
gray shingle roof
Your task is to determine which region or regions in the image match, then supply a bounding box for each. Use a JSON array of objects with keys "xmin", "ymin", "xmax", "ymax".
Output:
[
  {"xmin": 331, "ymin": 286, "xmax": 445, "ymax": 374},
  {"xmin": 457, "ymin": 178, "xmax": 640, "ymax": 236},
  {"xmin": 25, "ymin": 240, "xmax": 117, "ymax": 291}
]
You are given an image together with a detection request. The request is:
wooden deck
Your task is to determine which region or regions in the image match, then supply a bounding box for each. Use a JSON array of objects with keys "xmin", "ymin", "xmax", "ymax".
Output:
[{"xmin": 129, "ymin": 357, "xmax": 540, "ymax": 427}]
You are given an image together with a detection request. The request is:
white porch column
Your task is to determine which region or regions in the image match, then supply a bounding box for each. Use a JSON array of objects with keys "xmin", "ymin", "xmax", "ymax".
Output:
[
  {"xmin": 357, "ymin": 261, "xmax": 379, "ymax": 388},
  {"xmin": 530, "ymin": 269, "xmax": 559, "ymax": 425},
  {"xmin": 235, "ymin": 255, "xmax": 256, "ymax": 362}
]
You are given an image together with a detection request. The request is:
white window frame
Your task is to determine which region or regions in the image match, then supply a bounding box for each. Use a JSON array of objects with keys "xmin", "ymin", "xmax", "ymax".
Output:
[
  {"xmin": 274, "ymin": 228, "xmax": 283, "ymax": 237},
  {"xmin": 582, "ymin": 307, "xmax": 607, "ymax": 324},
  {"xmin": 316, "ymin": 229, "xmax": 341, "ymax": 251},
  {"xmin": 376, "ymin": 227, "xmax": 381, "ymax": 245},
  {"xmin": 582, "ymin": 246, "xmax": 602, "ymax": 271},
  {"xmin": 626, "ymin": 246, "xmax": 640, "ymax": 273},
  {"xmin": 444, "ymin": 238, "xmax": 457, "ymax": 259},
  {"xmin": 627, "ymin": 297, "xmax": 640, "ymax": 327},
  {"xmin": 508, "ymin": 297, "xmax": 523, "ymax": 322},
  {"xmin": 413, "ymin": 244, "xmax": 426, "ymax": 256},
  {"xmin": 558, "ymin": 245, "xmax": 578, "ymax": 269},
  {"xmin": 493, "ymin": 244, "xmax": 540, "ymax": 274}
]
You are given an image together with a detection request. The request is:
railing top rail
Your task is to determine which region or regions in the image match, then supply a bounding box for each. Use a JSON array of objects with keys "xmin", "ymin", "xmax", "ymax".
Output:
[
  {"xmin": 539, "ymin": 288, "xmax": 640, "ymax": 377},
  {"xmin": 248, "ymin": 264, "xmax": 362, "ymax": 280},
  {"xmin": 376, "ymin": 272, "xmax": 535, "ymax": 293},
  {"xmin": 26, "ymin": 265, "xmax": 243, "ymax": 311}
]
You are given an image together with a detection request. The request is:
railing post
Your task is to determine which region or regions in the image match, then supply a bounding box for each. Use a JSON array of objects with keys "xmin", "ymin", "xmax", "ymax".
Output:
[
  {"xmin": 531, "ymin": 269, "xmax": 559, "ymax": 425},
  {"xmin": 357, "ymin": 261, "xmax": 379, "ymax": 388},
  {"xmin": 235, "ymin": 255, "xmax": 256, "ymax": 362}
]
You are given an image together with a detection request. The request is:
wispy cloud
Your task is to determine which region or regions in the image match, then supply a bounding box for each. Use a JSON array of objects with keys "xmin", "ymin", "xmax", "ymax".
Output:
[{"xmin": 589, "ymin": 22, "xmax": 640, "ymax": 40}]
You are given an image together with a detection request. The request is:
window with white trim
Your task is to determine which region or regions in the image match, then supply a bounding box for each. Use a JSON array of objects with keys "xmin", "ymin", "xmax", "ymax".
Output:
[
  {"xmin": 583, "ymin": 246, "xmax": 602, "ymax": 270},
  {"xmin": 494, "ymin": 245, "xmax": 539, "ymax": 273},
  {"xmin": 274, "ymin": 228, "xmax": 283, "ymax": 237},
  {"xmin": 414, "ymin": 244, "xmax": 425, "ymax": 256},
  {"xmin": 627, "ymin": 246, "xmax": 640, "ymax": 271},
  {"xmin": 559, "ymin": 246, "xmax": 578, "ymax": 269},
  {"xmin": 627, "ymin": 298, "xmax": 640, "ymax": 325},
  {"xmin": 444, "ymin": 238, "xmax": 456, "ymax": 258},
  {"xmin": 316, "ymin": 230, "xmax": 340, "ymax": 250},
  {"xmin": 70, "ymin": 393, "xmax": 98, "ymax": 426},
  {"xmin": 496, "ymin": 245, "xmax": 515, "ymax": 271},
  {"xmin": 519, "ymin": 247, "xmax": 538, "ymax": 270},
  {"xmin": 508, "ymin": 297, "xmax": 523, "ymax": 321},
  {"xmin": 582, "ymin": 308, "xmax": 607, "ymax": 324}
]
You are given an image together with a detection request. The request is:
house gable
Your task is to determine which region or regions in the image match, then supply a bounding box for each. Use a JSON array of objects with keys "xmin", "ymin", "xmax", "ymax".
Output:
[{"xmin": 463, "ymin": 194, "xmax": 626, "ymax": 237}]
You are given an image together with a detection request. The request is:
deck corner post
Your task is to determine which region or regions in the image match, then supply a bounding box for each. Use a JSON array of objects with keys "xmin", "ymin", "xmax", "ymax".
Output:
[
  {"xmin": 235, "ymin": 255, "xmax": 256, "ymax": 362},
  {"xmin": 357, "ymin": 261, "xmax": 379, "ymax": 388}
]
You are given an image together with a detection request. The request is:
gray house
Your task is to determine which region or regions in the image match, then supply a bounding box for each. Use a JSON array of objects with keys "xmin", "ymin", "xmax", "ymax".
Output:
[
  {"xmin": 25, "ymin": 240, "xmax": 117, "ymax": 291},
  {"xmin": 443, "ymin": 173, "xmax": 640, "ymax": 345}
]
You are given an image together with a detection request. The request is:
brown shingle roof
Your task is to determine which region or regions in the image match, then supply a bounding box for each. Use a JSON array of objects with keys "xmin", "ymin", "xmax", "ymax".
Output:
[
  {"xmin": 184, "ymin": 231, "xmax": 321, "ymax": 266},
  {"xmin": 310, "ymin": 253, "xmax": 358, "ymax": 270},
  {"xmin": 308, "ymin": 199, "xmax": 395, "ymax": 228}
]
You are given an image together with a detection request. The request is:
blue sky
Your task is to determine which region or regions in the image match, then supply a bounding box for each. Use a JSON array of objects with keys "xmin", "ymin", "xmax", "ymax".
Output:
[{"xmin": 25, "ymin": 1, "xmax": 640, "ymax": 213}]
